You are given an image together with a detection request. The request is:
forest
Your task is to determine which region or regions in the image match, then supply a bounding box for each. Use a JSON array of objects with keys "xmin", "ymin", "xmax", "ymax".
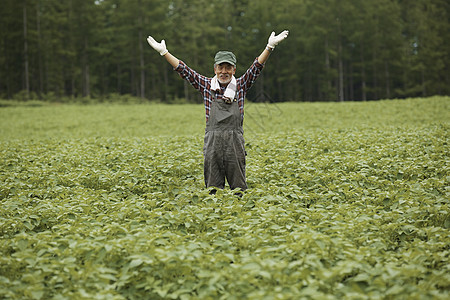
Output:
[{"xmin": 1, "ymin": 0, "xmax": 449, "ymax": 103}]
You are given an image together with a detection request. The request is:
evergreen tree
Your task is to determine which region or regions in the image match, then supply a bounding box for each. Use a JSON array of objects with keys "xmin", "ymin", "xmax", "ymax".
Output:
[{"xmin": 0, "ymin": 0, "xmax": 448, "ymax": 101}]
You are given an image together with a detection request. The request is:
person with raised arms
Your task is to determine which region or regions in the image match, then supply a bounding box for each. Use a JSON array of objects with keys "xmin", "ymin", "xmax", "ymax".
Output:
[{"xmin": 147, "ymin": 30, "xmax": 289, "ymax": 194}]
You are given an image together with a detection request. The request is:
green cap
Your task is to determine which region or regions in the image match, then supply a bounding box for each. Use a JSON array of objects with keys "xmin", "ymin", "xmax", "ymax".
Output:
[{"xmin": 214, "ymin": 51, "xmax": 237, "ymax": 66}]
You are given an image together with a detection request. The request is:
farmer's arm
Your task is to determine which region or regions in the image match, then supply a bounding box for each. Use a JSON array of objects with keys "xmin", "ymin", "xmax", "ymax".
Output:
[
  {"xmin": 257, "ymin": 30, "xmax": 289, "ymax": 64},
  {"xmin": 147, "ymin": 35, "xmax": 209, "ymax": 92},
  {"xmin": 257, "ymin": 48, "xmax": 272, "ymax": 65},
  {"xmin": 163, "ymin": 52, "xmax": 180, "ymax": 68}
]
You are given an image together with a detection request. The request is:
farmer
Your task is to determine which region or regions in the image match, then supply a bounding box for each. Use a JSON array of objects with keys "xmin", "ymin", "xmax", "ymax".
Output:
[{"xmin": 147, "ymin": 30, "xmax": 289, "ymax": 193}]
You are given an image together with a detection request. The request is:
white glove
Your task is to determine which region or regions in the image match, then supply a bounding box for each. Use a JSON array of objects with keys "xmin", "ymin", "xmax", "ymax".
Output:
[
  {"xmin": 147, "ymin": 36, "xmax": 168, "ymax": 56},
  {"xmin": 267, "ymin": 30, "xmax": 289, "ymax": 49}
]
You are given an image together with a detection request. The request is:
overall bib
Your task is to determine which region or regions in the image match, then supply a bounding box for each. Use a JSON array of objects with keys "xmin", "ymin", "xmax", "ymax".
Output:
[{"xmin": 203, "ymin": 92, "xmax": 247, "ymax": 191}]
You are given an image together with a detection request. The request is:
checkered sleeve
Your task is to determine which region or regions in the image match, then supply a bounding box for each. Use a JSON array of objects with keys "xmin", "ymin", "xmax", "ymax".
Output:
[
  {"xmin": 174, "ymin": 61, "xmax": 210, "ymax": 93},
  {"xmin": 238, "ymin": 58, "xmax": 264, "ymax": 92},
  {"xmin": 236, "ymin": 58, "xmax": 265, "ymax": 117},
  {"xmin": 174, "ymin": 60, "xmax": 212, "ymax": 121}
]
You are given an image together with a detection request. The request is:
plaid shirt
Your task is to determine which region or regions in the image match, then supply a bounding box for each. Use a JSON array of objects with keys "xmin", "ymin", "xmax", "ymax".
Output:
[{"xmin": 175, "ymin": 58, "xmax": 264, "ymax": 121}]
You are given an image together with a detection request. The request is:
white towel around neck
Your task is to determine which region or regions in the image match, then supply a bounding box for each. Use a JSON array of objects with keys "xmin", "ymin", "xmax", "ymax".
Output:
[{"xmin": 211, "ymin": 75, "xmax": 237, "ymax": 101}]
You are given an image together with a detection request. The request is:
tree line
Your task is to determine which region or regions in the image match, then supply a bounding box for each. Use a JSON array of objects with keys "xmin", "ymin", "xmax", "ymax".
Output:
[{"xmin": 1, "ymin": 0, "xmax": 449, "ymax": 103}]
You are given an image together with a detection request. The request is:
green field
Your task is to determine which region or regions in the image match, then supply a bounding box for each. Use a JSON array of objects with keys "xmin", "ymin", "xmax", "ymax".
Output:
[{"xmin": 0, "ymin": 97, "xmax": 449, "ymax": 299}]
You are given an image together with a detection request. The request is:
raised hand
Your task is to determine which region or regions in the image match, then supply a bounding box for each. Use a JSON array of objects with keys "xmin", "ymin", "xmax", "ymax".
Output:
[
  {"xmin": 147, "ymin": 36, "xmax": 168, "ymax": 56},
  {"xmin": 267, "ymin": 30, "xmax": 289, "ymax": 49}
]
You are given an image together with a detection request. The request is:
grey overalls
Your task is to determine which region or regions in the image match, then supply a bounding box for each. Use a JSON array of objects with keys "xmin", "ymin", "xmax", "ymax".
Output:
[{"xmin": 203, "ymin": 91, "xmax": 247, "ymax": 191}]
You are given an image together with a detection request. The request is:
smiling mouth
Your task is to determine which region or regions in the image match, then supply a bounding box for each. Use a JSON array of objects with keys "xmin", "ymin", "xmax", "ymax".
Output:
[{"xmin": 218, "ymin": 75, "xmax": 231, "ymax": 84}]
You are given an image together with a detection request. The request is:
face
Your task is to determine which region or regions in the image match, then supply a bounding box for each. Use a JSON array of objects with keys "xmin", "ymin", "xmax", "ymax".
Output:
[{"xmin": 214, "ymin": 63, "xmax": 236, "ymax": 85}]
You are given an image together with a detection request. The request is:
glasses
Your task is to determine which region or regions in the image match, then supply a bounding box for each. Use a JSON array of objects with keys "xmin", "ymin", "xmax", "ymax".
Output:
[{"xmin": 215, "ymin": 64, "xmax": 235, "ymax": 72}]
